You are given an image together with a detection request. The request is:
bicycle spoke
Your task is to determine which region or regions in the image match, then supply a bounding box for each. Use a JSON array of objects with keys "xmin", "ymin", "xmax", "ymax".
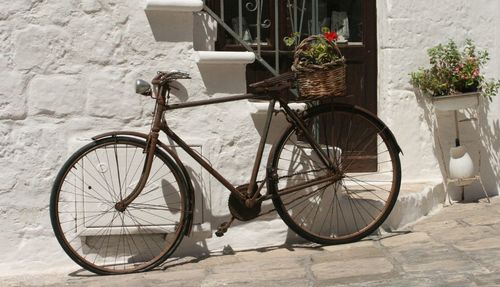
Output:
[
  {"xmin": 69, "ymin": 165, "xmax": 114, "ymax": 202},
  {"xmin": 286, "ymin": 183, "xmax": 331, "ymax": 218},
  {"xmin": 283, "ymin": 137, "xmax": 325, "ymax": 167},
  {"xmin": 127, "ymin": 207, "xmax": 180, "ymax": 224},
  {"xmin": 103, "ymin": 146, "xmax": 118, "ymax": 200},
  {"xmin": 60, "ymin": 186, "xmax": 114, "ymax": 206},
  {"xmin": 309, "ymin": 187, "xmax": 328, "ymax": 234},
  {"xmin": 347, "ymin": 188, "xmax": 373, "ymax": 228},
  {"xmin": 344, "ymin": 188, "xmax": 380, "ymax": 221},
  {"xmin": 125, "ymin": 209, "xmax": 168, "ymax": 252},
  {"xmin": 345, "ymin": 175, "xmax": 392, "ymax": 193},
  {"xmin": 91, "ymin": 210, "xmax": 120, "ymax": 266},
  {"xmin": 132, "ymin": 191, "xmax": 181, "ymax": 205},
  {"xmin": 128, "ymin": 203, "xmax": 181, "ymax": 212},
  {"xmin": 319, "ymin": 186, "xmax": 335, "ymax": 236},
  {"xmin": 127, "ymin": 154, "xmax": 146, "ymax": 194},
  {"xmin": 92, "ymin": 149, "xmax": 118, "ymax": 202},
  {"xmin": 83, "ymin": 157, "xmax": 117, "ymax": 203},
  {"xmin": 344, "ymin": 178, "xmax": 389, "ymax": 206},
  {"xmin": 113, "ymin": 143, "xmax": 124, "ymax": 201}
]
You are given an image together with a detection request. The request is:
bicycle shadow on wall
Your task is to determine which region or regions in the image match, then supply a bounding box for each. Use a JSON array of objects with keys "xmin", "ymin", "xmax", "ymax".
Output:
[
  {"xmin": 168, "ymin": 81, "xmax": 190, "ymax": 103},
  {"xmin": 415, "ymin": 90, "xmax": 500, "ymax": 200}
]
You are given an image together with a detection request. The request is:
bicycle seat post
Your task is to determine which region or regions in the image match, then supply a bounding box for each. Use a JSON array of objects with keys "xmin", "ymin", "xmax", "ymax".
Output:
[{"xmin": 247, "ymin": 99, "xmax": 276, "ymax": 202}]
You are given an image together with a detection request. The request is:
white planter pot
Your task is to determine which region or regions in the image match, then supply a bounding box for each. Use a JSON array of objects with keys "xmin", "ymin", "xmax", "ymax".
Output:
[
  {"xmin": 449, "ymin": 146, "xmax": 475, "ymax": 180},
  {"xmin": 432, "ymin": 92, "xmax": 481, "ymax": 111}
]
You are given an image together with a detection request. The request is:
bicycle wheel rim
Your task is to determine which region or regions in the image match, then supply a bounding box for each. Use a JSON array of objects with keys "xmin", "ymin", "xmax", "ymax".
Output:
[
  {"xmin": 50, "ymin": 137, "xmax": 187, "ymax": 274},
  {"xmin": 269, "ymin": 104, "xmax": 401, "ymax": 244}
]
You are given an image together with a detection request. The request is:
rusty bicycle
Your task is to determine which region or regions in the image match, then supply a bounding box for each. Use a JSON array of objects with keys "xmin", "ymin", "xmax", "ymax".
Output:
[{"xmin": 50, "ymin": 70, "xmax": 402, "ymax": 275}]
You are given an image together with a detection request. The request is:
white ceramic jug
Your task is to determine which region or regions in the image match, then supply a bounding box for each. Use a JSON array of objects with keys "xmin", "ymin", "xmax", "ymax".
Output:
[{"xmin": 449, "ymin": 146, "xmax": 475, "ymax": 179}]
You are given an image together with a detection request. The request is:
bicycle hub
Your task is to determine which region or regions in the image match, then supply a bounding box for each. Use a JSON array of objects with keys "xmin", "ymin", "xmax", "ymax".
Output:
[{"xmin": 115, "ymin": 202, "xmax": 126, "ymax": 212}]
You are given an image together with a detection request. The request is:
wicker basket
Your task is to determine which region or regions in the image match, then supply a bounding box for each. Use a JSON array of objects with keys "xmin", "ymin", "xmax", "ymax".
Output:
[{"xmin": 292, "ymin": 35, "xmax": 347, "ymax": 100}]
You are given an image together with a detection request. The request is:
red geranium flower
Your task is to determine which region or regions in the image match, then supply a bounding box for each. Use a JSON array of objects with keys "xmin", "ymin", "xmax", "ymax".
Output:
[{"xmin": 324, "ymin": 31, "xmax": 338, "ymax": 42}]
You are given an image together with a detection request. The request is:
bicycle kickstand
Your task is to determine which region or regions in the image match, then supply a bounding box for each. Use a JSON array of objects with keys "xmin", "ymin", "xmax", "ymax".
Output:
[{"xmin": 215, "ymin": 217, "xmax": 235, "ymax": 237}]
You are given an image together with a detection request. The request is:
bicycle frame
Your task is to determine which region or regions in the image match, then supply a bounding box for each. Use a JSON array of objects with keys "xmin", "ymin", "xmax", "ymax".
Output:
[{"xmin": 115, "ymin": 79, "xmax": 336, "ymax": 212}]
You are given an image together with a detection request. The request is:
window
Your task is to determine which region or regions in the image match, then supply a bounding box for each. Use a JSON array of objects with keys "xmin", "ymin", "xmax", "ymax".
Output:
[
  {"xmin": 207, "ymin": 0, "xmax": 366, "ymax": 91},
  {"xmin": 209, "ymin": 1, "xmax": 364, "ymax": 49}
]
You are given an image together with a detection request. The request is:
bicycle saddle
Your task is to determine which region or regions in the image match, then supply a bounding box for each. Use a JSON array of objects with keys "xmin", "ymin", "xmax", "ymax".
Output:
[{"xmin": 249, "ymin": 71, "xmax": 296, "ymax": 93}]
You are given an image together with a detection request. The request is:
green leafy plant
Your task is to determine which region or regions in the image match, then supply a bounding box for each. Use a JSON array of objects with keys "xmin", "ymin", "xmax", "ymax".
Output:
[
  {"xmin": 410, "ymin": 39, "xmax": 500, "ymax": 100},
  {"xmin": 283, "ymin": 32, "xmax": 300, "ymax": 47}
]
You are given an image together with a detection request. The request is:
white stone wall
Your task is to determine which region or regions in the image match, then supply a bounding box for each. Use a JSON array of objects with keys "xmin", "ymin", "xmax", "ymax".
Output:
[
  {"xmin": 0, "ymin": 0, "xmax": 499, "ymax": 275},
  {"xmin": 0, "ymin": 0, "xmax": 284, "ymax": 275},
  {"xmin": 378, "ymin": 0, "xmax": 500, "ymax": 200}
]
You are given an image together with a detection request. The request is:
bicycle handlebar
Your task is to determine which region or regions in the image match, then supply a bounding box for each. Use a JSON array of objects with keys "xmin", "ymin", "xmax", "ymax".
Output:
[{"xmin": 152, "ymin": 70, "xmax": 191, "ymax": 86}]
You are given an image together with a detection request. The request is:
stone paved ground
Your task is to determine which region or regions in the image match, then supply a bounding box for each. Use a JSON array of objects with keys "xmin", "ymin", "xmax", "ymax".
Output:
[{"xmin": 3, "ymin": 197, "xmax": 500, "ymax": 287}]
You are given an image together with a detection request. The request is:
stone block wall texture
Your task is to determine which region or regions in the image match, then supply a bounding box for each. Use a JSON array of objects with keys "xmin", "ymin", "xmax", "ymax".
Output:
[{"xmin": 0, "ymin": 0, "xmax": 499, "ymax": 275}]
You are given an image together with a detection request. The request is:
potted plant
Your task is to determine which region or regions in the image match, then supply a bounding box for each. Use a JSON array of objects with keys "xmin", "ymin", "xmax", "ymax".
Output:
[
  {"xmin": 284, "ymin": 29, "xmax": 346, "ymax": 100},
  {"xmin": 410, "ymin": 39, "xmax": 500, "ymax": 111}
]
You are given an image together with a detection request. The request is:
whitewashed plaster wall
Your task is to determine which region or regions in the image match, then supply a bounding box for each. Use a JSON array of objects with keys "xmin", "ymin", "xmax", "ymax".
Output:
[
  {"xmin": 0, "ymin": 0, "xmax": 287, "ymax": 275},
  {"xmin": 377, "ymin": 0, "xmax": 500, "ymax": 200},
  {"xmin": 0, "ymin": 0, "xmax": 499, "ymax": 275}
]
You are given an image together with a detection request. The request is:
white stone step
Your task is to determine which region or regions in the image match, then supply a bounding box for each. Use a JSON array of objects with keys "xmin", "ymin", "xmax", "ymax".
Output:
[
  {"xmin": 197, "ymin": 51, "xmax": 255, "ymax": 64},
  {"xmin": 145, "ymin": 0, "xmax": 203, "ymax": 12},
  {"xmin": 144, "ymin": 0, "xmax": 204, "ymax": 42},
  {"xmin": 196, "ymin": 51, "xmax": 255, "ymax": 94},
  {"xmin": 383, "ymin": 182, "xmax": 445, "ymax": 231}
]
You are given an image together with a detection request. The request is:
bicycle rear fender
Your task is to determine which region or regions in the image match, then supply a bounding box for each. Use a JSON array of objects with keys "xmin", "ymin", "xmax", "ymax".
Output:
[
  {"xmin": 347, "ymin": 104, "xmax": 403, "ymax": 155},
  {"xmin": 92, "ymin": 131, "xmax": 196, "ymax": 236},
  {"xmin": 304, "ymin": 103, "xmax": 404, "ymax": 155}
]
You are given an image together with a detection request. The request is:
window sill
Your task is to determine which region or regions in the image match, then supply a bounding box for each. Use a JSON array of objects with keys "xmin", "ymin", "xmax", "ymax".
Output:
[
  {"xmin": 249, "ymin": 100, "xmax": 306, "ymax": 114},
  {"xmin": 196, "ymin": 51, "xmax": 256, "ymax": 65},
  {"xmin": 145, "ymin": 0, "xmax": 204, "ymax": 12}
]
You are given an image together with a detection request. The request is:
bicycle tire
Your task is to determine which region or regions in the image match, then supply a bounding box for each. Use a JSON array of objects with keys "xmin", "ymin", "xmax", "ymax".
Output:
[
  {"xmin": 268, "ymin": 103, "xmax": 401, "ymax": 245},
  {"xmin": 50, "ymin": 136, "xmax": 189, "ymax": 274}
]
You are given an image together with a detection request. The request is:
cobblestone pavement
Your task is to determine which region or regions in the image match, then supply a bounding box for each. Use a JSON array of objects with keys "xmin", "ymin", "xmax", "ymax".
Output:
[{"xmin": 3, "ymin": 197, "xmax": 500, "ymax": 287}]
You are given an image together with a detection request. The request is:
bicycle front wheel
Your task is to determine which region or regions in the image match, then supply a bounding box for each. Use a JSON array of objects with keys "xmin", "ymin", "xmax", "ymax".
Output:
[
  {"xmin": 268, "ymin": 104, "xmax": 401, "ymax": 245},
  {"xmin": 50, "ymin": 136, "xmax": 188, "ymax": 274}
]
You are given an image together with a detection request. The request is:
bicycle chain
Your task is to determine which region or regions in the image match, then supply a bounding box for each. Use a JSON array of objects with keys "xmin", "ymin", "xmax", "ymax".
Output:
[
  {"xmin": 255, "ymin": 167, "xmax": 328, "ymax": 186},
  {"xmin": 276, "ymin": 167, "xmax": 328, "ymax": 180}
]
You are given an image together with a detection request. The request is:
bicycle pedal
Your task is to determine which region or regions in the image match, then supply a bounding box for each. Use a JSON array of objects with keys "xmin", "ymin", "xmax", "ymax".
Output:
[
  {"xmin": 215, "ymin": 226, "xmax": 227, "ymax": 237},
  {"xmin": 215, "ymin": 220, "xmax": 232, "ymax": 237}
]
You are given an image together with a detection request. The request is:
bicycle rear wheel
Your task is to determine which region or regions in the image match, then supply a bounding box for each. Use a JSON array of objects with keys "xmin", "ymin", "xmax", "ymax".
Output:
[
  {"xmin": 50, "ymin": 136, "xmax": 188, "ymax": 274},
  {"xmin": 268, "ymin": 104, "xmax": 401, "ymax": 244}
]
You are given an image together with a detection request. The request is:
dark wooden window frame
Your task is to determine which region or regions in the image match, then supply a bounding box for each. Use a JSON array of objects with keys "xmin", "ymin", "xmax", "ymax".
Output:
[{"xmin": 206, "ymin": 0, "xmax": 377, "ymax": 116}]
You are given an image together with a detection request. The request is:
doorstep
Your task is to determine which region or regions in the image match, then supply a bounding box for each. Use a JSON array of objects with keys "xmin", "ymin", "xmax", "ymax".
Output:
[{"xmin": 383, "ymin": 182, "xmax": 445, "ymax": 231}]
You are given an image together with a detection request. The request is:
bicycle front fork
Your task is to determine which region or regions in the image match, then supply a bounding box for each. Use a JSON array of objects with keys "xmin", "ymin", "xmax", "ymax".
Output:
[
  {"xmin": 115, "ymin": 100, "xmax": 165, "ymax": 212},
  {"xmin": 114, "ymin": 131, "xmax": 159, "ymax": 212}
]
